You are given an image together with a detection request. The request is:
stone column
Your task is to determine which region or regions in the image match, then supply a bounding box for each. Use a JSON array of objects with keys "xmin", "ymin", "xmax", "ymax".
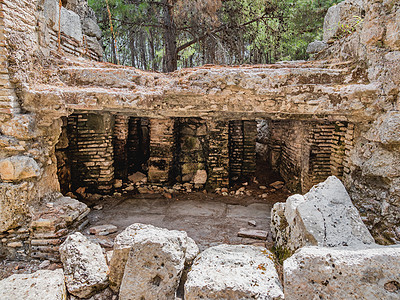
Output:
[
  {"xmin": 207, "ymin": 120, "xmax": 229, "ymax": 189},
  {"xmin": 113, "ymin": 115, "xmax": 129, "ymax": 179},
  {"xmin": 68, "ymin": 113, "xmax": 114, "ymax": 194},
  {"xmin": 148, "ymin": 118, "xmax": 175, "ymax": 185}
]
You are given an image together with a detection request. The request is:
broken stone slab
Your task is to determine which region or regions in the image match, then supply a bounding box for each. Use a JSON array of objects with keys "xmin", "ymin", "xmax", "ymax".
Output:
[
  {"xmin": 109, "ymin": 223, "xmax": 198, "ymax": 298},
  {"xmin": 271, "ymin": 176, "xmax": 375, "ymax": 251},
  {"xmin": 0, "ymin": 269, "xmax": 66, "ymax": 300},
  {"xmin": 184, "ymin": 244, "xmax": 284, "ymax": 300},
  {"xmin": 89, "ymin": 224, "xmax": 118, "ymax": 236},
  {"xmin": 128, "ymin": 172, "xmax": 147, "ymax": 184},
  {"xmin": 238, "ymin": 228, "xmax": 268, "ymax": 240},
  {"xmin": 60, "ymin": 232, "xmax": 109, "ymax": 298},
  {"xmin": 284, "ymin": 245, "xmax": 400, "ymax": 300}
]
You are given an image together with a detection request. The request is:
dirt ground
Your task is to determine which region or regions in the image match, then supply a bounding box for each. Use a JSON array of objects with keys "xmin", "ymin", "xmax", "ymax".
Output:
[{"xmin": 86, "ymin": 187, "xmax": 290, "ymax": 251}]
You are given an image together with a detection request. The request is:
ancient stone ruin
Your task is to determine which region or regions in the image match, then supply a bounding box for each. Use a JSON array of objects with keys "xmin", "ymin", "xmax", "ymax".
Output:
[{"xmin": 0, "ymin": 0, "xmax": 399, "ymax": 299}]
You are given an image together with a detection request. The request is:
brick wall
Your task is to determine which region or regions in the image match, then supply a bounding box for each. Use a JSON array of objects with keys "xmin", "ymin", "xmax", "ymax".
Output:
[{"xmin": 260, "ymin": 120, "xmax": 354, "ymax": 193}]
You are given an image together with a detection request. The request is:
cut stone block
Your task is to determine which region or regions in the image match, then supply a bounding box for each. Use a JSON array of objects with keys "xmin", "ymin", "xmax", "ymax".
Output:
[
  {"xmin": 271, "ymin": 176, "xmax": 375, "ymax": 251},
  {"xmin": 0, "ymin": 269, "xmax": 66, "ymax": 300},
  {"xmin": 60, "ymin": 232, "xmax": 109, "ymax": 298},
  {"xmin": 284, "ymin": 245, "xmax": 400, "ymax": 300},
  {"xmin": 185, "ymin": 244, "xmax": 284, "ymax": 300},
  {"xmin": 109, "ymin": 223, "xmax": 198, "ymax": 299},
  {"xmin": 238, "ymin": 228, "xmax": 268, "ymax": 240}
]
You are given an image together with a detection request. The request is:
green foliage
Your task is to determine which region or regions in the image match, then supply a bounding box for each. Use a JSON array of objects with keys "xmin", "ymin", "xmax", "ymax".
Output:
[
  {"xmin": 271, "ymin": 245, "xmax": 293, "ymax": 265},
  {"xmin": 335, "ymin": 15, "xmax": 364, "ymax": 39},
  {"xmin": 88, "ymin": 0, "xmax": 344, "ymax": 70}
]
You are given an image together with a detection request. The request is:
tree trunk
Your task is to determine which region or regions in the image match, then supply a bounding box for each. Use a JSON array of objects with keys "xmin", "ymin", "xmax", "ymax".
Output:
[{"xmin": 162, "ymin": 0, "xmax": 177, "ymax": 72}]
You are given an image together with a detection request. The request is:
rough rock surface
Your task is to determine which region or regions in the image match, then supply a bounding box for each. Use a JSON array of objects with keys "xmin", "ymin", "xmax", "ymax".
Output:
[
  {"xmin": 59, "ymin": 232, "xmax": 109, "ymax": 298},
  {"xmin": 109, "ymin": 223, "xmax": 198, "ymax": 299},
  {"xmin": 0, "ymin": 156, "xmax": 41, "ymax": 181},
  {"xmin": 323, "ymin": 0, "xmax": 364, "ymax": 42},
  {"xmin": 0, "ymin": 269, "xmax": 66, "ymax": 300},
  {"xmin": 284, "ymin": 245, "xmax": 400, "ymax": 299},
  {"xmin": 271, "ymin": 176, "xmax": 374, "ymax": 251},
  {"xmin": 184, "ymin": 244, "xmax": 284, "ymax": 300}
]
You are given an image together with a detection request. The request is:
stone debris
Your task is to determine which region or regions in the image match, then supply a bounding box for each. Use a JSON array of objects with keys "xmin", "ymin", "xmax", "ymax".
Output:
[
  {"xmin": 238, "ymin": 228, "xmax": 268, "ymax": 240},
  {"xmin": 70, "ymin": 287, "xmax": 116, "ymax": 300},
  {"xmin": 38, "ymin": 260, "xmax": 51, "ymax": 269},
  {"xmin": 284, "ymin": 245, "xmax": 400, "ymax": 300},
  {"xmin": 60, "ymin": 232, "xmax": 109, "ymax": 298},
  {"xmin": 270, "ymin": 181, "xmax": 284, "ymax": 189},
  {"xmin": 0, "ymin": 269, "xmax": 66, "ymax": 300},
  {"xmin": 113, "ymin": 180, "xmax": 123, "ymax": 188},
  {"xmin": 89, "ymin": 224, "xmax": 118, "ymax": 236},
  {"xmin": 0, "ymin": 195, "xmax": 89, "ymax": 262},
  {"xmin": 193, "ymin": 169, "xmax": 207, "ymax": 185},
  {"xmin": 184, "ymin": 244, "xmax": 284, "ymax": 300},
  {"xmin": 271, "ymin": 176, "xmax": 375, "ymax": 251},
  {"xmin": 128, "ymin": 172, "xmax": 147, "ymax": 184},
  {"xmin": 248, "ymin": 220, "xmax": 257, "ymax": 227},
  {"xmin": 109, "ymin": 223, "xmax": 198, "ymax": 298}
]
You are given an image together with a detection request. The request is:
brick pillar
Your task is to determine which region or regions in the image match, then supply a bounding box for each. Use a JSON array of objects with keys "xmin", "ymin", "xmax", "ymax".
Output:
[
  {"xmin": 229, "ymin": 120, "xmax": 244, "ymax": 180},
  {"xmin": 68, "ymin": 113, "xmax": 114, "ymax": 194},
  {"xmin": 178, "ymin": 118, "xmax": 208, "ymax": 182},
  {"xmin": 127, "ymin": 117, "xmax": 140, "ymax": 173},
  {"xmin": 148, "ymin": 118, "xmax": 175, "ymax": 185},
  {"xmin": 242, "ymin": 120, "xmax": 257, "ymax": 177},
  {"xmin": 207, "ymin": 120, "xmax": 229, "ymax": 189},
  {"xmin": 113, "ymin": 115, "xmax": 129, "ymax": 179}
]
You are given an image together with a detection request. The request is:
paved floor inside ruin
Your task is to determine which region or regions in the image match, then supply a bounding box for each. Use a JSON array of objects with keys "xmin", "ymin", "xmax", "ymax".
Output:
[{"xmin": 85, "ymin": 189, "xmax": 290, "ymax": 251}]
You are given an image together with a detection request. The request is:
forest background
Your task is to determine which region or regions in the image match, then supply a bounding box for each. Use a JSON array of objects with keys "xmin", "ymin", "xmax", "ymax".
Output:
[{"xmin": 88, "ymin": 0, "xmax": 342, "ymax": 72}]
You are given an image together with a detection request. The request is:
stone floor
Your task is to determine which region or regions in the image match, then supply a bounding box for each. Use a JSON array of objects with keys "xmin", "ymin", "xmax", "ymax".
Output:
[{"xmin": 85, "ymin": 190, "xmax": 290, "ymax": 251}]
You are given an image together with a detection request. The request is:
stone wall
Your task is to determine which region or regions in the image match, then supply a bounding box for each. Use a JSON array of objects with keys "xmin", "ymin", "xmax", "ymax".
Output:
[
  {"xmin": 38, "ymin": 0, "xmax": 103, "ymax": 60},
  {"xmin": 315, "ymin": 0, "xmax": 400, "ymax": 244}
]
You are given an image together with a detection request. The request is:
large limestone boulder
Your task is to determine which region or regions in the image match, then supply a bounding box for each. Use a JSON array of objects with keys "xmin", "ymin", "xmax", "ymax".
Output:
[
  {"xmin": 0, "ymin": 269, "xmax": 66, "ymax": 300},
  {"xmin": 184, "ymin": 244, "xmax": 284, "ymax": 300},
  {"xmin": 109, "ymin": 223, "xmax": 199, "ymax": 299},
  {"xmin": 284, "ymin": 245, "xmax": 400, "ymax": 299},
  {"xmin": 60, "ymin": 232, "xmax": 109, "ymax": 298},
  {"xmin": 271, "ymin": 176, "xmax": 375, "ymax": 251},
  {"xmin": 0, "ymin": 156, "xmax": 41, "ymax": 182}
]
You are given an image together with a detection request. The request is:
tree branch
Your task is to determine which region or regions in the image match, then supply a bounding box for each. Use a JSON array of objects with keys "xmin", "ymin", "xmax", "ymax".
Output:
[{"xmin": 177, "ymin": 13, "xmax": 269, "ymax": 53}]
